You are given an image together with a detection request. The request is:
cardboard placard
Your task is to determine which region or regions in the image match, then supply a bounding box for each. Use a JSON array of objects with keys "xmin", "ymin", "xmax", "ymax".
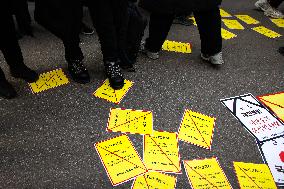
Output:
[
  {"xmin": 222, "ymin": 19, "xmax": 244, "ymax": 30},
  {"xmin": 257, "ymin": 92, "xmax": 284, "ymax": 122},
  {"xmin": 220, "ymin": 93, "xmax": 284, "ymax": 142},
  {"xmin": 132, "ymin": 171, "xmax": 177, "ymax": 189},
  {"xmin": 252, "ymin": 26, "xmax": 281, "ymax": 38},
  {"xmin": 107, "ymin": 108, "xmax": 153, "ymax": 135},
  {"xmin": 235, "ymin": 15, "xmax": 260, "ymax": 24},
  {"xmin": 93, "ymin": 79, "xmax": 134, "ymax": 104},
  {"xmin": 162, "ymin": 40, "xmax": 192, "ymax": 54},
  {"xmin": 233, "ymin": 162, "xmax": 277, "ymax": 189},
  {"xmin": 143, "ymin": 131, "xmax": 181, "ymax": 173},
  {"xmin": 221, "ymin": 28, "xmax": 237, "ymax": 40},
  {"xmin": 183, "ymin": 157, "xmax": 232, "ymax": 189},
  {"xmin": 258, "ymin": 136, "xmax": 284, "ymax": 186},
  {"xmin": 178, "ymin": 109, "xmax": 215, "ymax": 150},
  {"xmin": 29, "ymin": 69, "xmax": 69, "ymax": 94},
  {"xmin": 95, "ymin": 135, "xmax": 147, "ymax": 186}
]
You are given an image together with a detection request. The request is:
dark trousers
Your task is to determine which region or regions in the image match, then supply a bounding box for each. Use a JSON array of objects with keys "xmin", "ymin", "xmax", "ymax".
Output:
[
  {"xmin": 11, "ymin": 0, "xmax": 32, "ymax": 33},
  {"xmin": 88, "ymin": 0, "xmax": 128, "ymax": 62},
  {"xmin": 0, "ymin": 13, "xmax": 24, "ymax": 75},
  {"xmin": 269, "ymin": 0, "xmax": 283, "ymax": 7},
  {"xmin": 145, "ymin": 7, "xmax": 222, "ymax": 56}
]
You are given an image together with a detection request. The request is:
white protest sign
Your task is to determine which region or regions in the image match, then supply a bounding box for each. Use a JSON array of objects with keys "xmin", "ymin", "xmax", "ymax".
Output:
[
  {"xmin": 258, "ymin": 136, "xmax": 284, "ymax": 186},
  {"xmin": 220, "ymin": 94, "xmax": 284, "ymax": 142}
]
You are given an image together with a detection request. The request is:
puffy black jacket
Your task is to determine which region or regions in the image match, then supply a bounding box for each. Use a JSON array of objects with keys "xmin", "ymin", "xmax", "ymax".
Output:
[{"xmin": 139, "ymin": 0, "xmax": 222, "ymax": 14}]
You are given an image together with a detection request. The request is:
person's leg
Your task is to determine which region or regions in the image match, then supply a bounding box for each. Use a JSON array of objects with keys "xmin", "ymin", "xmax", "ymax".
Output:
[
  {"xmin": 194, "ymin": 8, "xmax": 223, "ymax": 65},
  {"xmin": 255, "ymin": 0, "xmax": 284, "ymax": 18},
  {"xmin": 88, "ymin": 0, "xmax": 125, "ymax": 89},
  {"xmin": 269, "ymin": 0, "xmax": 283, "ymax": 8}
]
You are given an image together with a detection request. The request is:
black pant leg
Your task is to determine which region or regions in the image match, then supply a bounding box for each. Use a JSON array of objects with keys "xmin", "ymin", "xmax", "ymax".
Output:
[
  {"xmin": 194, "ymin": 7, "xmax": 222, "ymax": 56},
  {"xmin": 12, "ymin": 0, "xmax": 32, "ymax": 33},
  {"xmin": 0, "ymin": 13, "xmax": 24, "ymax": 69},
  {"xmin": 145, "ymin": 13, "xmax": 175, "ymax": 52},
  {"xmin": 269, "ymin": 0, "xmax": 283, "ymax": 8}
]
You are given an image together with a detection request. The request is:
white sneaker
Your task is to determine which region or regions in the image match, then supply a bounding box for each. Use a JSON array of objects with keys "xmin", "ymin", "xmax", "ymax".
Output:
[
  {"xmin": 255, "ymin": 0, "xmax": 284, "ymax": 18},
  {"xmin": 140, "ymin": 41, "xmax": 160, "ymax": 60},
  {"xmin": 201, "ymin": 52, "xmax": 224, "ymax": 65}
]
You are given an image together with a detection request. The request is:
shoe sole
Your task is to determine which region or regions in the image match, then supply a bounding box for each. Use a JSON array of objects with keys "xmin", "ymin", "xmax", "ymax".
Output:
[{"xmin": 264, "ymin": 11, "xmax": 284, "ymax": 18}]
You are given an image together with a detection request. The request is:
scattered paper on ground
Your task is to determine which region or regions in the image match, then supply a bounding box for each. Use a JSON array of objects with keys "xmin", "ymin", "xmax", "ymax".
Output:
[
  {"xmin": 270, "ymin": 18, "xmax": 284, "ymax": 27},
  {"xmin": 95, "ymin": 135, "xmax": 147, "ymax": 186},
  {"xmin": 162, "ymin": 40, "xmax": 192, "ymax": 53},
  {"xmin": 183, "ymin": 157, "xmax": 232, "ymax": 189},
  {"xmin": 235, "ymin": 15, "xmax": 260, "ymax": 24},
  {"xmin": 107, "ymin": 108, "xmax": 153, "ymax": 135},
  {"xmin": 29, "ymin": 69, "xmax": 69, "ymax": 94},
  {"xmin": 258, "ymin": 92, "xmax": 284, "ymax": 122},
  {"xmin": 221, "ymin": 28, "xmax": 237, "ymax": 40},
  {"xmin": 144, "ymin": 131, "xmax": 181, "ymax": 173},
  {"xmin": 220, "ymin": 9, "xmax": 232, "ymax": 17},
  {"xmin": 258, "ymin": 136, "xmax": 284, "ymax": 186},
  {"xmin": 220, "ymin": 93, "xmax": 284, "ymax": 142},
  {"xmin": 93, "ymin": 79, "xmax": 133, "ymax": 104},
  {"xmin": 252, "ymin": 26, "xmax": 282, "ymax": 38},
  {"xmin": 222, "ymin": 19, "xmax": 244, "ymax": 30},
  {"xmin": 233, "ymin": 162, "xmax": 277, "ymax": 189},
  {"xmin": 178, "ymin": 109, "xmax": 215, "ymax": 150},
  {"xmin": 132, "ymin": 172, "xmax": 177, "ymax": 189}
]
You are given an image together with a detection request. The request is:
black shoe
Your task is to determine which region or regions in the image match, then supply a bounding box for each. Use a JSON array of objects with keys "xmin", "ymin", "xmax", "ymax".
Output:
[
  {"xmin": 173, "ymin": 16, "xmax": 194, "ymax": 26},
  {"xmin": 104, "ymin": 61, "xmax": 125, "ymax": 90},
  {"xmin": 278, "ymin": 47, "xmax": 284, "ymax": 56},
  {"xmin": 0, "ymin": 79, "xmax": 17, "ymax": 99},
  {"xmin": 68, "ymin": 60, "xmax": 90, "ymax": 84},
  {"xmin": 10, "ymin": 64, "xmax": 39, "ymax": 83},
  {"xmin": 81, "ymin": 23, "xmax": 95, "ymax": 35}
]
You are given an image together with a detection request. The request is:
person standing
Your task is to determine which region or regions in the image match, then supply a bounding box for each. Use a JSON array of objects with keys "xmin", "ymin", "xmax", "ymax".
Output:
[{"xmin": 139, "ymin": 0, "xmax": 224, "ymax": 65}]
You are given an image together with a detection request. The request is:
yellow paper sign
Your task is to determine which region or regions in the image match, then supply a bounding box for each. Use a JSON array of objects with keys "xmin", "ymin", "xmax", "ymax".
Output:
[
  {"xmin": 93, "ymin": 79, "xmax": 133, "ymax": 104},
  {"xmin": 189, "ymin": 17, "xmax": 197, "ymax": 26},
  {"xmin": 162, "ymin": 40, "xmax": 192, "ymax": 53},
  {"xmin": 107, "ymin": 108, "xmax": 153, "ymax": 135},
  {"xmin": 252, "ymin": 26, "xmax": 281, "ymax": 38},
  {"xmin": 132, "ymin": 172, "xmax": 177, "ymax": 189},
  {"xmin": 233, "ymin": 162, "xmax": 277, "ymax": 189},
  {"xmin": 29, "ymin": 69, "xmax": 69, "ymax": 94},
  {"xmin": 95, "ymin": 135, "xmax": 147, "ymax": 186},
  {"xmin": 220, "ymin": 9, "xmax": 232, "ymax": 17},
  {"xmin": 221, "ymin": 28, "xmax": 237, "ymax": 40},
  {"xmin": 270, "ymin": 18, "xmax": 284, "ymax": 27},
  {"xmin": 183, "ymin": 158, "xmax": 232, "ymax": 189},
  {"xmin": 235, "ymin": 15, "xmax": 260, "ymax": 24},
  {"xmin": 178, "ymin": 109, "xmax": 215, "ymax": 150},
  {"xmin": 144, "ymin": 131, "xmax": 181, "ymax": 173},
  {"xmin": 258, "ymin": 92, "xmax": 284, "ymax": 122},
  {"xmin": 222, "ymin": 19, "xmax": 244, "ymax": 30}
]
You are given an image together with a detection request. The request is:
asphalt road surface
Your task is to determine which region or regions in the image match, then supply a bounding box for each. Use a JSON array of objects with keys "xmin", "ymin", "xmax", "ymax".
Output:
[{"xmin": 1, "ymin": 0, "xmax": 284, "ymax": 188}]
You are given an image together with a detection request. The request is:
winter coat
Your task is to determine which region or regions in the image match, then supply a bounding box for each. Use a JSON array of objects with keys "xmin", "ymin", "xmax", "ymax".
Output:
[
  {"xmin": 34, "ymin": 0, "xmax": 82, "ymax": 41},
  {"xmin": 139, "ymin": 0, "xmax": 222, "ymax": 14}
]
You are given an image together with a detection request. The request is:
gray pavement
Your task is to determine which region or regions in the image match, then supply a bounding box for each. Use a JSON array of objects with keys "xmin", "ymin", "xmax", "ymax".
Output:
[{"xmin": 1, "ymin": 0, "xmax": 284, "ymax": 188}]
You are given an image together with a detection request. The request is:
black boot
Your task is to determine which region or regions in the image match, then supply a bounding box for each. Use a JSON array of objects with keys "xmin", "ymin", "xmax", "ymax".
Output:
[
  {"xmin": 0, "ymin": 70, "xmax": 17, "ymax": 99},
  {"xmin": 68, "ymin": 60, "xmax": 90, "ymax": 84},
  {"xmin": 10, "ymin": 64, "xmax": 39, "ymax": 83},
  {"xmin": 104, "ymin": 60, "xmax": 125, "ymax": 90}
]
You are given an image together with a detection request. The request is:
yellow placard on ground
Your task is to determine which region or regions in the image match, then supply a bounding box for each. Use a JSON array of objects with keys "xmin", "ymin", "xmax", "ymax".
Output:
[
  {"xmin": 222, "ymin": 19, "xmax": 244, "ymax": 30},
  {"xmin": 162, "ymin": 40, "xmax": 192, "ymax": 54},
  {"xmin": 95, "ymin": 135, "xmax": 147, "ymax": 186},
  {"xmin": 144, "ymin": 131, "xmax": 181, "ymax": 173},
  {"xmin": 107, "ymin": 108, "xmax": 153, "ymax": 135},
  {"xmin": 258, "ymin": 92, "xmax": 284, "ymax": 122},
  {"xmin": 183, "ymin": 158, "xmax": 232, "ymax": 189},
  {"xmin": 93, "ymin": 79, "xmax": 134, "ymax": 104},
  {"xmin": 270, "ymin": 18, "xmax": 284, "ymax": 27},
  {"xmin": 221, "ymin": 28, "xmax": 237, "ymax": 40},
  {"xmin": 189, "ymin": 17, "xmax": 197, "ymax": 26},
  {"xmin": 233, "ymin": 162, "xmax": 277, "ymax": 189},
  {"xmin": 220, "ymin": 9, "xmax": 232, "ymax": 17},
  {"xmin": 29, "ymin": 69, "xmax": 69, "ymax": 94},
  {"xmin": 178, "ymin": 109, "xmax": 215, "ymax": 150},
  {"xmin": 252, "ymin": 26, "xmax": 282, "ymax": 38},
  {"xmin": 132, "ymin": 172, "xmax": 177, "ymax": 189},
  {"xmin": 235, "ymin": 15, "xmax": 260, "ymax": 24}
]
